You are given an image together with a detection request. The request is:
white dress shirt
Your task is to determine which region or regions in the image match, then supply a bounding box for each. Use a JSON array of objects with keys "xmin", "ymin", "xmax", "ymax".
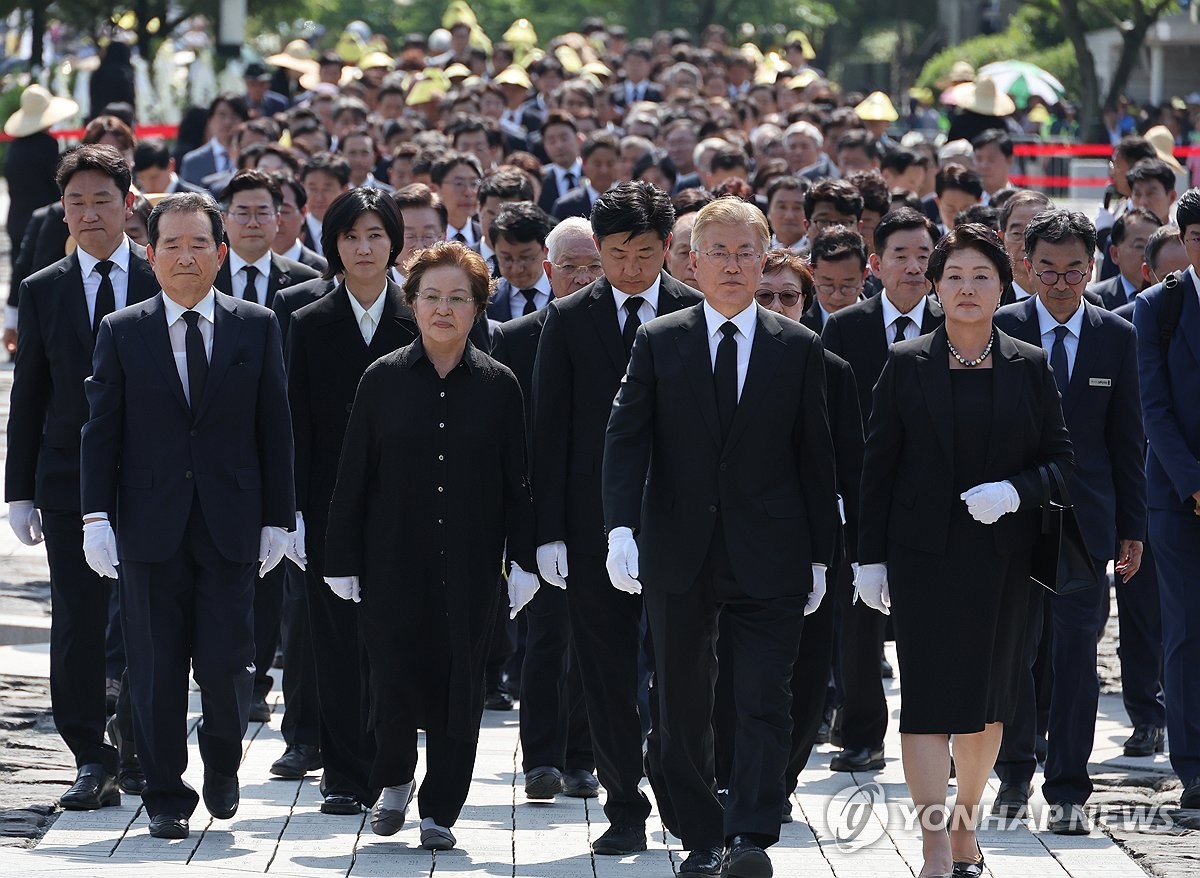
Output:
[
  {"xmin": 508, "ymin": 273, "xmax": 552, "ymax": 320},
  {"xmin": 229, "ymin": 251, "xmax": 273, "ymax": 306},
  {"xmin": 1188, "ymin": 266, "xmax": 1200, "ymax": 307},
  {"xmin": 880, "ymin": 291, "xmax": 927, "ymax": 343},
  {"xmin": 612, "ymin": 276, "xmax": 662, "ymax": 331},
  {"xmin": 163, "ymin": 289, "xmax": 216, "ymax": 405},
  {"xmin": 817, "ymin": 301, "xmax": 833, "ymax": 327},
  {"xmin": 1034, "ymin": 295, "xmax": 1085, "ymax": 380},
  {"xmin": 769, "ymin": 235, "xmax": 806, "ymax": 254},
  {"xmin": 282, "ymin": 240, "xmax": 305, "ymax": 262},
  {"xmin": 703, "ymin": 300, "xmax": 757, "ymax": 400},
  {"xmin": 346, "ymin": 285, "xmax": 387, "ymax": 345},
  {"xmin": 1011, "ymin": 280, "xmax": 1034, "ymax": 302},
  {"xmin": 305, "ymin": 214, "xmax": 324, "ymax": 256},
  {"xmin": 625, "ymin": 80, "xmax": 649, "ymax": 104},
  {"xmin": 552, "ymin": 160, "xmax": 582, "ymax": 194},
  {"xmin": 447, "ymin": 220, "xmax": 477, "ymax": 247},
  {"xmin": 78, "ymin": 236, "xmax": 132, "ymax": 324}
]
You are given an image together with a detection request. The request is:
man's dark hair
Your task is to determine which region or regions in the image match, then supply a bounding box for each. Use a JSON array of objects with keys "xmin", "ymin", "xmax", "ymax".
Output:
[
  {"xmin": 301, "ymin": 152, "xmax": 351, "ymax": 186},
  {"xmin": 429, "ymin": 150, "xmax": 483, "ymax": 185},
  {"xmin": 446, "ymin": 113, "xmax": 498, "ymax": 147},
  {"xmin": 219, "ymin": 169, "xmax": 283, "ymax": 210},
  {"xmin": 320, "ymin": 188, "xmax": 405, "ymax": 279},
  {"xmin": 1112, "ymin": 135, "xmax": 1155, "ymax": 165},
  {"xmin": 709, "ymin": 144, "xmax": 749, "ymax": 175},
  {"xmin": 846, "ymin": 171, "xmax": 889, "ymax": 215},
  {"xmin": 235, "ymin": 117, "xmax": 280, "ymax": 147},
  {"xmin": 489, "ymin": 201, "xmax": 554, "ymax": 247},
  {"xmin": 998, "ymin": 189, "xmax": 1053, "ymax": 233},
  {"xmin": 336, "ymin": 126, "xmax": 376, "ymax": 153},
  {"xmin": 804, "ymin": 179, "xmax": 864, "ymax": 220},
  {"xmin": 889, "ymin": 189, "xmax": 923, "ymax": 212},
  {"xmin": 971, "ymin": 128, "xmax": 1013, "ymax": 159},
  {"xmin": 1126, "ymin": 158, "xmax": 1176, "ymax": 193},
  {"xmin": 632, "ymin": 151, "xmax": 678, "ymax": 189},
  {"xmin": 581, "ymin": 130, "xmax": 621, "ymax": 162},
  {"xmin": 672, "ymin": 187, "xmax": 713, "ymax": 216},
  {"xmin": 147, "ymin": 192, "xmax": 224, "ymax": 248},
  {"xmin": 624, "ymin": 39, "xmax": 654, "ymax": 61},
  {"xmin": 1174, "ymin": 187, "xmax": 1200, "ymax": 238},
  {"xmin": 935, "ymin": 163, "xmax": 984, "ymax": 198},
  {"xmin": 331, "ymin": 96, "xmax": 369, "ymax": 123},
  {"xmin": 765, "ymin": 174, "xmax": 808, "ymax": 209},
  {"xmin": 271, "ymin": 172, "xmax": 307, "ymax": 209},
  {"xmin": 880, "ymin": 147, "xmax": 930, "ymax": 175},
  {"xmin": 209, "ymin": 93, "xmax": 249, "ymax": 122},
  {"xmin": 874, "ymin": 206, "xmax": 938, "ymax": 253},
  {"xmin": 541, "ymin": 110, "xmax": 579, "ymax": 137},
  {"xmin": 1023, "ymin": 209, "xmax": 1098, "ymax": 259},
  {"xmin": 1144, "ymin": 225, "xmax": 1183, "ymax": 271},
  {"xmin": 836, "ymin": 129, "xmax": 879, "ymax": 161},
  {"xmin": 593, "ymin": 180, "xmax": 676, "ymax": 242},
  {"xmin": 289, "ymin": 115, "xmax": 331, "ymax": 150},
  {"xmin": 478, "ymin": 168, "xmax": 534, "ymax": 206},
  {"xmin": 1110, "ymin": 206, "xmax": 1164, "ymax": 246},
  {"xmin": 56, "ymin": 143, "xmax": 132, "ymax": 197},
  {"xmin": 955, "ymin": 203, "xmax": 1000, "ymax": 231},
  {"xmin": 927, "ymin": 222, "xmax": 1012, "ymax": 287},
  {"xmin": 133, "ymin": 137, "xmax": 172, "ymax": 172},
  {"xmin": 393, "ymin": 183, "xmax": 448, "ymax": 230},
  {"xmin": 809, "ymin": 225, "xmax": 867, "ymax": 269}
]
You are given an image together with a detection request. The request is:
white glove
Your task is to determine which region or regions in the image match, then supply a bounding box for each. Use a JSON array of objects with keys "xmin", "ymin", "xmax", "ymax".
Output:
[
  {"xmin": 605, "ymin": 526, "xmax": 641, "ymax": 595},
  {"xmin": 852, "ymin": 562, "xmax": 891, "ymax": 615},
  {"xmin": 536, "ymin": 541, "xmax": 569, "ymax": 589},
  {"xmin": 507, "ymin": 561, "xmax": 541, "ymax": 619},
  {"xmin": 83, "ymin": 520, "xmax": 120, "ymax": 579},
  {"xmin": 324, "ymin": 575, "xmax": 361, "ymax": 602},
  {"xmin": 8, "ymin": 501, "xmax": 43, "ymax": 546},
  {"xmin": 805, "ymin": 565, "xmax": 827, "ymax": 616},
  {"xmin": 286, "ymin": 512, "xmax": 307, "ymax": 570},
  {"xmin": 258, "ymin": 526, "xmax": 290, "ymax": 577},
  {"xmin": 961, "ymin": 480, "xmax": 1020, "ymax": 525}
]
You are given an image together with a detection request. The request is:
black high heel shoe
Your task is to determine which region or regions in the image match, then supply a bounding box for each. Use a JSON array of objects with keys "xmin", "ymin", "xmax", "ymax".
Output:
[{"xmin": 951, "ymin": 846, "xmax": 985, "ymax": 878}]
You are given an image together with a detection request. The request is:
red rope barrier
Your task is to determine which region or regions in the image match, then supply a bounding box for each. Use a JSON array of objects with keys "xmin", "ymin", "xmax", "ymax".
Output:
[
  {"xmin": 0, "ymin": 124, "xmax": 180, "ymax": 143},
  {"xmin": 1013, "ymin": 143, "xmax": 1200, "ymax": 158}
]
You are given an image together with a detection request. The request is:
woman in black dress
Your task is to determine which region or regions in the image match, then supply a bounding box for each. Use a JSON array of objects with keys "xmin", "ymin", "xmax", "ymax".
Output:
[
  {"xmin": 323, "ymin": 242, "xmax": 540, "ymax": 850},
  {"xmin": 855, "ymin": 224, "xmax": 1073, "ymax": 878}
]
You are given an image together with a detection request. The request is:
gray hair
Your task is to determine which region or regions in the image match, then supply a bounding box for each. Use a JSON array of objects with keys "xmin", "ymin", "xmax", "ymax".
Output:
[
  {"xmin": 147, "ymin": 192, "xmax": 224, "ymax": 248},
  {"xmin": 546, "ymin": 217, "xmax": 594, "ymax": 263},
  {"xmin": 784, "ymin": 121, "xmax": 823, "ymax": 148}
]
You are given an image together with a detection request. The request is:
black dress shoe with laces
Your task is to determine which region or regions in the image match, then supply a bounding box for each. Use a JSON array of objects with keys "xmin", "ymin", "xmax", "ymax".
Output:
[
  {"xmin": 485, "ymin": 686, "xmax": 515, "ymax": 711},
  {"xmin": 118, "ymin": 757, "xmax": 146, "ymax": 796},
  {"xmin": 249, "ymin": 699, "xmax": 271, "ymax": 723},
  {"xmin": 829, "ymin": 746, "xmax": 885, "ymax": 772},
  {"xmin": 320, "ymin": 792, "xmax": 363, "ymax": 815},
  {"xmin": 680, "ymin": 846, "xmax": 725, "ymax": 875},
  {"xmin": 726, "ymin": 835, "xmax": 773, "ymax": 878},
  {"xmin": 149, "ymin": 814, "xmax": 189, "ymax": 839},
  {"xmin": 1123, "ymin": 725, "xmax": 1166, "ymax": 757},
  {"xmin": 270, "ymin": 744, "xmax": 323, "ymax": 779},
  {"xmin": 562, "ymin": 768, "xmax": 599, "ymax": 798},
  {"xmin": 990, "ymin": 781, "xmax": 1032, "ymax": 818},
  {"xmin": 1180, "ymin": 777, "xmax": 1200, "ymax": 809},
  {"xmin": 592, "ymin": 822, "xmax": 647, "ymax": 855},
  {"xmin": 202, "ymin": 769, "xmax": 239, "ymax": 819},
  {"xmin": 1048, "ymin": 802, "xmax": 1091, "ymax": 835},
  {"xmin": 60, "ymin": 763, "xmax": 121, "ymax": 810}
]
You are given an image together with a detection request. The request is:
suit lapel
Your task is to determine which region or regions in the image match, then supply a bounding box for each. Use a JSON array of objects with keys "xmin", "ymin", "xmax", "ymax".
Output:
[
  {"xmin": 1179, "ymin": 273, "xmax": 1200, "ymax": 368},
  {"xmin": 674, "ymin": 306, "xmax": 722, "ymax": 448},
  {"xmin": 369, "ymin": 281, "xmax": 416, "ymax": 358},
  {"xmin": 985, "ymin": 333, "xmax": 1024, "ymax": 471},
  {"xmin": 1062, "ymin": 303, "xmax": 1101, "ymax": 417},
  {"xmin": 193, "ymin": 294, "xmax": 243, "ymax": 423},
  {"xmin": 214, "ymin": 259, "xmax": 234, "ymax": 297},
  {"xmin": 723, "ymin": 309, "xmax": 784, "ymax": 453},
  {"xmin": 919, "ymin": 296, "xmax": 945, "ymax": 333},
  {"xmin": 916, "ymin": 328, "xmax": 954, "ymax": 462},
  {"xmin": 135, "ymin": 294, "xmax": 189, "ymax": 414},
  {"xmin": 587, "ymin": 279, "xmax": 629, "ymax": 375},
  {"xmin": 267, "ymin": 253, "xmax": 292, "ymax": 308},
  {"xmin": 63, "ymin": 254, "xmax": 94, "ymax": 351}
]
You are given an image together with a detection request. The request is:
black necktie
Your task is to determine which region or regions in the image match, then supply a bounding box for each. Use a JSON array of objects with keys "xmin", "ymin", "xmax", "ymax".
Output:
[
  {"xmin": 92, "ymin": 260, "xmax": 115, "ymax": 336},
  {"xmin": 454, "ymin": 231, "xmax": 467, "ymax": 244},
  {"xmin": 622, "ymin": 296, "xmax": 644, "ymax": 355},
  {"xmin": 715, "ymin": 322, "xmax": 738, "ymax": 441},
  {"xmin": 242, "ymin": 265, "xmax": 261, "ymax": 302},
  {"xmin": 563, "ymin": 171, "xmax": 576, "ymax": 191},
  {"xmin": 182, "ymin": 311, "xmax": 208, "ymax": 408},
  {"xmin": 891, "ymin": 315, "xmax": 912, "ymax": 345},
  {"xmin": 520, "ymin": 289, "xmax": 538, "ymax": 316},
  {"xmin": 1051, "ymin": 325, "xmax": 1069, "ymax": 396}
]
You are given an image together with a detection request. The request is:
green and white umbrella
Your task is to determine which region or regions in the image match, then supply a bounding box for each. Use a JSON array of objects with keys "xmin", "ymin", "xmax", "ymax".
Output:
[{"xmin": 978, "ymin": 60, "xmax": 1066, "ymax": 107}]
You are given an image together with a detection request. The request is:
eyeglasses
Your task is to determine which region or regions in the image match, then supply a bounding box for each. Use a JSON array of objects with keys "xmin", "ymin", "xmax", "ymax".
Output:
[
  {"xmin": 1033, "ymin": 269, "xmax": 1087, "ymax": 286},
  {"xmin": 814, "ymin": 283, "xmax": 862, "ymax": 298},
  {"xmin": 444, "ymin": 177, "xmax": 482, "ymax": 192},
  {"xmin": 1185, "ymin": 231, "xmax": 1200, "ymax": 248},
  {"xmin": 403, "ymin": 233, "xmax": 442, "ymax": 246},
  {"xmin": 416, "ymin": 293, "xmax": 476, "ymax": 308},
  {"xmin": 755, "ymin": 289, "xmax": 802, "ymax": 307},
  {"xmin": 227, "ymin": 209, "xmax": 277, "ymax": 225},
  {"xmin": 497, "ymin": 252, "xmax": 543, "ymax": 267},
  {"xmin": 700, "ymin": 249, "xmax": 762, "ymax": 266},
  {"xmin": 550, "ymin": 262, "xmax": 603, "ymax": 277}
]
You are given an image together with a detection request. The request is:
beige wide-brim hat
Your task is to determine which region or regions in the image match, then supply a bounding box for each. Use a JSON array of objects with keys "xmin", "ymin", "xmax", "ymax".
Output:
[
  {"xmin": 950, "ymin": 75, "xmax": 1015, "ymax": 117},
  {"xmin": 936, "ymin": 60, "xmax": 977, "ymax": 90},
  {"xmin": 4, "ymin": 84, "xmax": 79, "ymax": 138},
  {"xmin": 267, "ymin": 40, "xmax": 319, "ymax": 75},
  {"xmin": 856, "ymin": 91, "xmax": 899, "ymax": 122},
  {"xmin": 1144, "ymin": 125, "xmax": 1186, "ymax": 176}
]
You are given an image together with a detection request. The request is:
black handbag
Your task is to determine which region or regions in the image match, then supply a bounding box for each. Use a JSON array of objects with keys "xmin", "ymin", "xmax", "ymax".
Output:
[{"xmin": 1030, "ymin": 462, "xmax": 1099, "ymax": 596}]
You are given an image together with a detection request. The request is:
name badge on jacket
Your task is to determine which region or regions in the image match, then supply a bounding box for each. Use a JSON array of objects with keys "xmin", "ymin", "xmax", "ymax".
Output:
[{"xmin": 1089, "ymin": 377, "xmax": 1111, "ymax": 387}]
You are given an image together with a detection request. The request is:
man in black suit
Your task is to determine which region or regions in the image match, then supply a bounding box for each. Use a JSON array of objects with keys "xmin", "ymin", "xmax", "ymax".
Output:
[
  {"xmin": 271, "ymin": 174, "xmax": 329, "ymax": 274},
  {"xmin": 613, "ymin": 41, "xmax": 664, "ymax": 106},
  {"xmin": 475, "ymin": 169, "xmax": 534, "ymax": 279},
  {"xmin": 538, "ymin": 112, "xmax": 583, "ymax": 215},
  {"xmin": 821, "ymin": 208, "xmax": 944, "ymax": 773},
  {"xmin": 284, "ymin": 189, "xmax": 418, "ymax": 814},
  {"xmin": 532, "ymin": 182, "xmax": 702, "ymax": 856},
  {"xmin": 993, "ymin": 210, "xmax": 1147, "ymax": 834},
  {"xmin": 803, "ymin": 225, "xmax": 869, "ymax": 333},
  {"xmin": 552, "ymin": 131, "xmax": 621, "ymax": 221},
  {"xmin": 179, "ymin": 94, "xmax": 249, "ymax": 187},
  {"xmin": 80, "ymin": 193, "xmax": 295, "ymax": 839},
  {"xmin": 603, "ymin": 198, "xmax": 837, "ymax": 876},
  {"xmin": 431, "ymin": 152, "xmax": 484, "ymax": 247},
  {"xmin": 5, "ymin": 145, "xmax": 159, "ymax": 809},
  {"xmin": 486, "ymin": 202, "xmax": 555, "ymax": 322},
  {"xmin": 1086, "ymin": 207, "xmax": 1162, "ymax": 310},
  {"xmin": 133, "ymin": 138, "xmax": 206, "ymax": 195}
]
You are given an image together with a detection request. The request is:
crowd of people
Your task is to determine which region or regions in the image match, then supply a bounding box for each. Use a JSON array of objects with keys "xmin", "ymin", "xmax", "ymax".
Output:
[{"xmin": 4, "ymin": 14, "xmax": 1200, "ymax": 878}]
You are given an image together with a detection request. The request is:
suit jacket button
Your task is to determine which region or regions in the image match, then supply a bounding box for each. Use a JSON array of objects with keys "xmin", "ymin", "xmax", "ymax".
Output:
[
  {"xmin": 345, "ymin": 403, "xmax": 353, "ymax": 413},
  {"xmin": 190, "ymin": 429, "xmax": 197, "ymax": 437},
  {"xmin": 709, "ymin": 505, "xmax": 717, "ymax": 513},
  {"xmin": 185, "ymin": 470, "xmax": 193, "ymax": 479},
  {"xmin": 719, "ymin": 462, "xmax": 727, "ymax": 471}
]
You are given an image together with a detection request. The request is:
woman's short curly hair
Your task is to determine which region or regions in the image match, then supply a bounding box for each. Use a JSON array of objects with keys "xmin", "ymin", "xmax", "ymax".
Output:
[{"xmin": 402, "ymin": 241, "xmax": 494, "ymax": 317}]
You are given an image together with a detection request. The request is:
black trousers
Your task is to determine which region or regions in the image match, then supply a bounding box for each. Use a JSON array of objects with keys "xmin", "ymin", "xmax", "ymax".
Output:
[
  {"xmin": 252, "ymin": 562, "xmax": 284, "ymax": 704},
  {"xmin": 645, "ymin": 527, "xmax": 805, "ymax": 850},
  {"xmin": 1115, "ymin": 539, "xmax": 1165, "ymax": 728},
  {"xmin": 304, "ymin": 564, "xmax": 376, "ymax": 805},
  {"xmin": 280, "ymin": 561, "xmax": 320, "ymax": 748},
  {"xmin": 519, "ymin": 579, "xmax": 593, "ymax": 773},
  {"xmin": 566, "ymin": 555, "xmax": 651, "ymax": 826},
  {"xmin": 371, "ymin": 721, "xmax": 478, "ymax": 828},
  {"xmin": 833, "ymin": 564, "xmax": 888, "ymax": 750},
  {"xmin": 120, "ymin": 498, "xmax": 255, "ymax": 818},
  {"xmin": 41, "ymin": 509, "xmax": 120, "ymax": 774}
]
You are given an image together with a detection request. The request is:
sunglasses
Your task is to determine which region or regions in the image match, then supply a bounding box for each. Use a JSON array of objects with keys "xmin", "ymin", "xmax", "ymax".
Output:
[{"xmin": 755, "ymin": 289, "xmax": 802, "ymax": 307}]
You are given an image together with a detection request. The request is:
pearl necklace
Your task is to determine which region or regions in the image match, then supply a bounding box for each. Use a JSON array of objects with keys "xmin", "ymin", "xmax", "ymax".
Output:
[{"xmin": 946, "ymin": 331, "xmax": 994, "ymax": 367}]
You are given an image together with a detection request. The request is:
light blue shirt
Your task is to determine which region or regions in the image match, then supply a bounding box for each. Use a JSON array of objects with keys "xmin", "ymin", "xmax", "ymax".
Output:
[
  {"xmin": 1034, "ymin": 295, "xmax": 1085, "ymax": 381},
  {"xmin": 703, "ymin": 300, "xmax": 757, "ymax": 400}
]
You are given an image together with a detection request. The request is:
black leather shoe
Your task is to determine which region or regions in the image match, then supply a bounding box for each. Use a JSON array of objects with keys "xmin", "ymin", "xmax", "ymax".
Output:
[
  {"xmin": 562, "ymin": 768, "xmax": 599, "ymax": 798},
  {"xmin": 320, "ymin": 792, "xmax": 363, "ymax": 815},
  {"xmin": 60, "ymin": 763, "xmax": 121, "ymax": 810},
  {"xmin": 524, "ymin": 766, "xmax": 563, "ymax": 799},
  {"xmin": 148, "ymin": 814, "xmax": 189, "ymax": 839},
  {"xmin": 828, "ymin": 706, "xmax": 843, "ymax": 749},
  {"xmin": 1180, "ymin": 778, "xmax": 1200, "ymax": 809},
  {"xmin": 1123, "ymin": 725, "xmax": 1166, "ymax": 757},
  {"xmin": 881, "ymin": 656, "xmax": 894, "ymax": 679},
  {"xmin": 990, "ymin": 781, "xmax": 1032, "ymax": 818},
  {"xmin": 951, "ymin": 846, "xmax": 985, "ymax": 878},
  {"xmin": 270, "ymin": 744, "xmax": 323, "ymax": 779},
  {"xmin": 830, "ymin": 746, "xmax": 885, "ymax": 772},
  {"xmin": 1048, "ymin": 802, "xmax": 1091, "ymax": 835},
  {"xmin": 680, "ymin": 846, "xmax": 725, "ymax": 875},
  {"xmin": 249, "ymin": 699, "xmax": 271, "ymax": 723},
  {"xmin": 592, "ymin": 822, "xmax": 647, "ymax": 855},
  {"xmin": 781, "ymin": 797, "xmax": 793, "ymax": 824},
  {"xmin": 202, "ymin": 769, "xmax": 239, "ymax": 819},
  {"xmin": 484, "ymin": 687, "xmax": 514, "ymax": 711},
  {"xmin": 726, "ymin": 835, "xmax": 773, "ymax": 878},
  {"xmin": 118, "ymin": 757, "xmax": 146, "ymax": 796}
]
